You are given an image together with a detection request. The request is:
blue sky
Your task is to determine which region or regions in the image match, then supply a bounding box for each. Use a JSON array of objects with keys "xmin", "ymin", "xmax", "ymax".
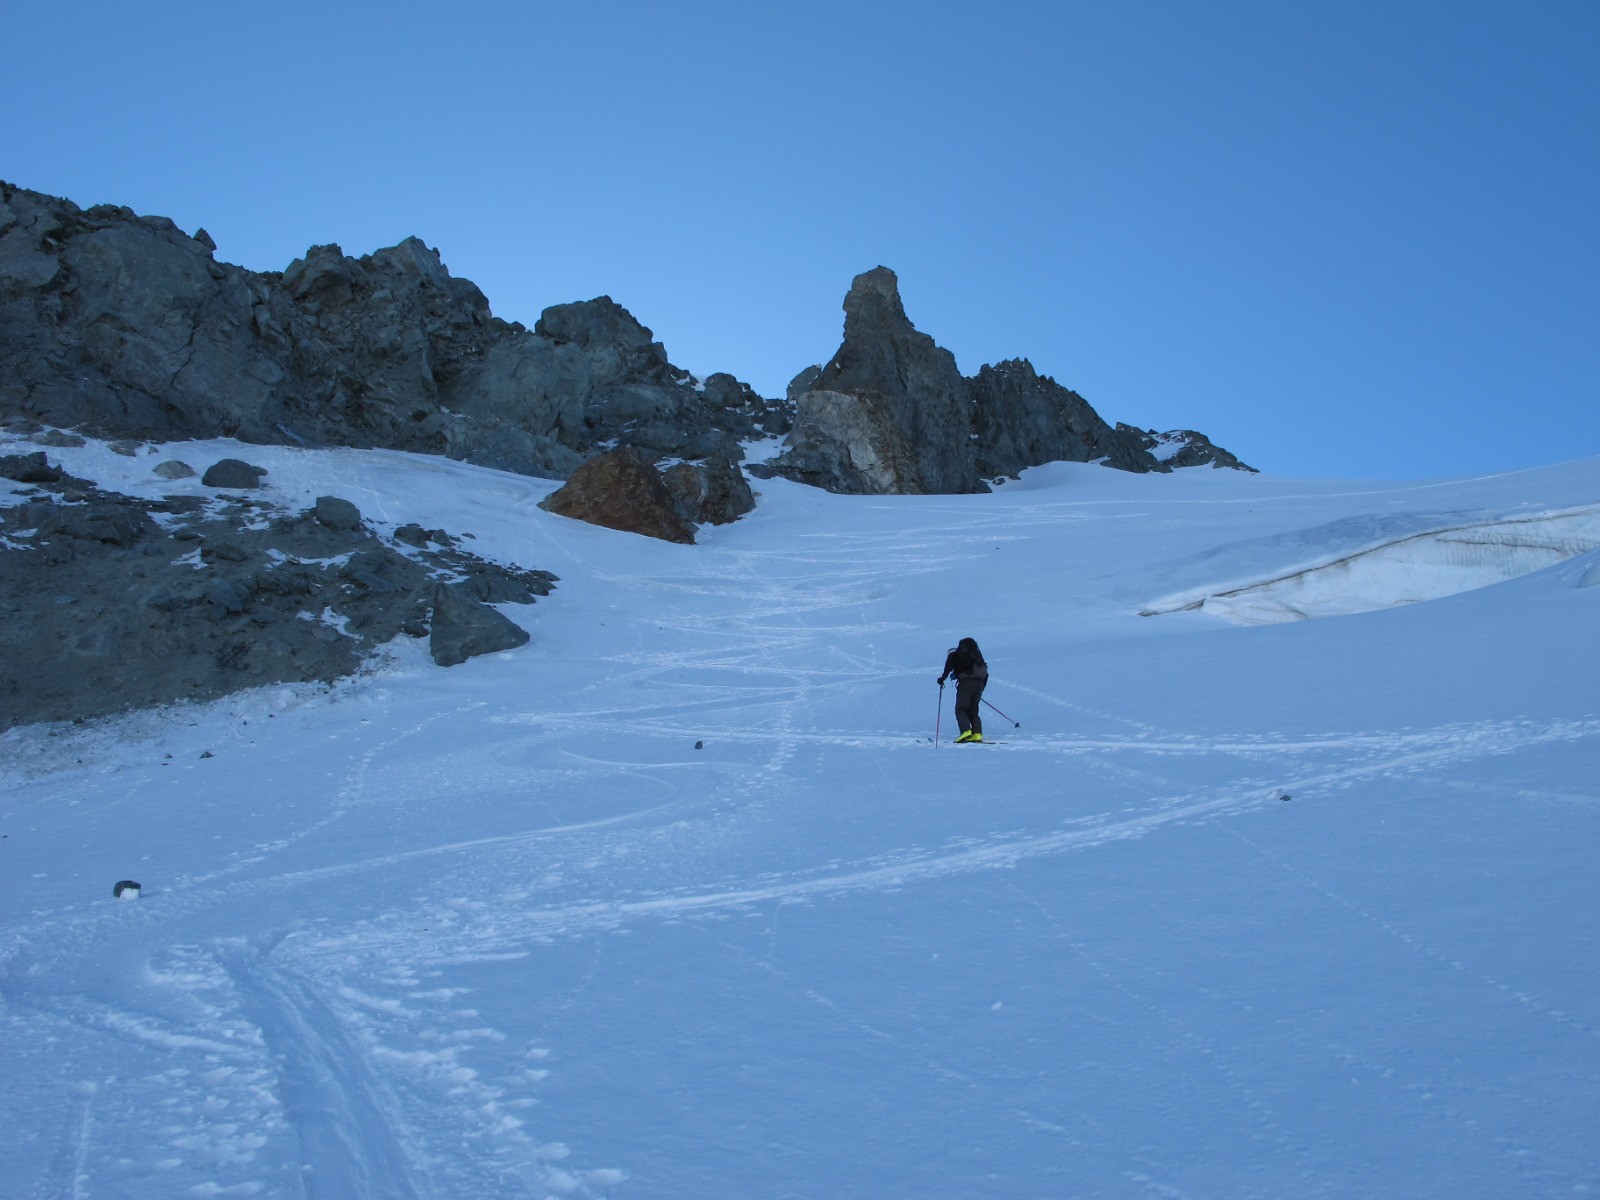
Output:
[{"xmin": 5, "ymin": 0, "xmax": 1596, "ymax": 478}]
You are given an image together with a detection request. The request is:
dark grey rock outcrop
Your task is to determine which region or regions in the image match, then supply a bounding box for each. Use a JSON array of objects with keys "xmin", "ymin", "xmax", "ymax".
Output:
[
  {"xmin": 312, "ymin": 494, "xmax": 362, "ymax": 531},
  {"xmin": 971, "ymin": 360, "xmax": 1162, "ymax": 477},
  {"xmin": 429, "ymin": 582, "xmax": 530, "ymax": 667},
  {"xmin": 0, "ymin": 182, "xmax": 782, "ymax": 481},
  {"xmin": 2, "ymin": 180, "xmax": 1252, "ymax": 501},
  {"xmin": 201, "ymin": 458, "xmax": 267, "ymax": 489},
  {"xmin": 0, "ymin": 450, "xmax": 63, "ymax": 483},
  {"xmin": 1115, "ymin": 424, "xmax": 1257, "ymax": 472},
  {"xmin": 763, "ymin": 268, "xmax": 1251, "ymax": 494},
  {"xmin": 0, "ymin": 464, "xmax": 556, "ymax": 730}
]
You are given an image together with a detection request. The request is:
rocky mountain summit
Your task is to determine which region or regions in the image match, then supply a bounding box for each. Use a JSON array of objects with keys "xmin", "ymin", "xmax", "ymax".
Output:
[
  {"xmin": 770, "ymin": 266, "xmax": 979, "ymax": 494},
  {"xmin": 763, "ymin": 266, "xmax": 1251, "ymax": 495}
]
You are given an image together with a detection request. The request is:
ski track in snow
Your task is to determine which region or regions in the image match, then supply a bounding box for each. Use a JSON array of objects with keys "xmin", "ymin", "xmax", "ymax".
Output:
[
  {"xmin": 5, "ymin": 691, "xmax": 1591, "ymax": 1197},
  {"xmin": 2, "ymin": 450, "xmax": 1597, "ymax": 1197},
  {"xmin": 996, "ymin": 873, "xmax": 1322, "ymax": 1191}
]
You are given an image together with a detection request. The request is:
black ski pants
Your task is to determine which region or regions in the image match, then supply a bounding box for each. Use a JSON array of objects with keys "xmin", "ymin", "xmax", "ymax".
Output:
[{"xmin": 954, "ymin": 677, "xmax": 985, "ymax": 737}]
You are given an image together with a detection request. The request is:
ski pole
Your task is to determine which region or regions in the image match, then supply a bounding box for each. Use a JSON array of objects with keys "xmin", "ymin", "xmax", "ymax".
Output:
[
  {"xmin": 982, "ymin": 697, "xmax": 1020, "ymax": 728},
  {"xmin": 935, "ymin": 681, "xmax": 944, "ymax": 745}
]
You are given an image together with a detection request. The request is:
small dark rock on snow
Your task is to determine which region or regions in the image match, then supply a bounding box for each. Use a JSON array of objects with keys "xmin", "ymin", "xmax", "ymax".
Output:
[{"xmin": 201, "ymin": 458, "xmax": 268, "ymax": 489}]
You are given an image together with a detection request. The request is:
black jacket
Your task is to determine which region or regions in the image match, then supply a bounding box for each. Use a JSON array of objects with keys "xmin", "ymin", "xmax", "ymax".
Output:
[{"xmin": 940, "ymin": 643, "xmax": 988, "ymax": 684}]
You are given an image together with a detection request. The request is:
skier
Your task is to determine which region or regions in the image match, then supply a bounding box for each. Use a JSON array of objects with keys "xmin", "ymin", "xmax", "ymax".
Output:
[{"xmin": 937, "ymin": 637, "xmax": 989, "ymax": 743}]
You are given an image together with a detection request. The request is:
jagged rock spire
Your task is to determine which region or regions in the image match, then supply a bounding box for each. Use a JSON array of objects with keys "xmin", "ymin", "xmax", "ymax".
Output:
[{"xmin": 770, "ymin": 267, "xmax": 982, "ymax": 495}]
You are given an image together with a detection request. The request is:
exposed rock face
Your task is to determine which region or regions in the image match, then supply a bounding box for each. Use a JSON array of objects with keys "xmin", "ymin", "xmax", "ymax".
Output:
[
  {"xmin": 661, "ymin": 456, "xmax": 757, "ymax": 530},
  {"xmin": 1115, "ymin": 424, "xmax": 1257, "ymax": 472},
  {"xmin": 1, "ymin": 180, "xmax": 1253, "ymax": 502},
  {"xmin": 0, "ymin": 182, "xmax": 783, "ymax": 480},
  {"xmin": 765, "ymin": 268, "xmax": 1252, "ymax": 494},
  {"xmin": 539, "ymin": 446, "xmax": 698, "ymax": 544},
  {"xmin": 971, "ymin": 360, "xmax": 1162, "ymax": 477},
  {"xmin": 773, "ymin": 267, "xmax": 980, "ymax": 495},
  {"xmin": 0, "ymin": 460, "xmax": 556, "ymax": 730}
]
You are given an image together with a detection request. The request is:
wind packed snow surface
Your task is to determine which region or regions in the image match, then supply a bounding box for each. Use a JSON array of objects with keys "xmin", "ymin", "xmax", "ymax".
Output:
[{"xmin": 2, "ymin": 440, "xmax": 1598, "ymax": 1199}]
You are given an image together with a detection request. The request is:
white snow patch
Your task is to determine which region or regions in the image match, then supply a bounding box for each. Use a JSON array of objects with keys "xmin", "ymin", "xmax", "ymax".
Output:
[
  {"xmin": 1144, "ymin": 431, "xmax": 1190, "ymax": 462},
  {"xmin": 740, "ymin": 435, "xmax": 786, "ymax": 465}
]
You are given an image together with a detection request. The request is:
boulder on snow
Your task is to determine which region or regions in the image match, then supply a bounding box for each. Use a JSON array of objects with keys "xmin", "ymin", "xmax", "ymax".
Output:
[
  {"xmin": 112, "ymin": 880, "xmax": 141, "ymax": 899},
  {"xmin": 429, "ymin": 582, "xmax": 530, "ymax": 667},
  {"xmin": 393, "ymin": 522, "xmax": 452, "ymax": 547},
  {"xmin": 312, "ymin": 495, "xmax": 362, "ymax": 531},
  {"xmin": 34, "ymin": 429, "xmax": 86, "ymax": 447},
  {"xmin": 539, "ymin": 446, "xmax": 697, "ymax": 543},
  {"xmin": 0, "ymin": 450, "xmax": 62, "ymax": 483},
  {"xmin": 202, "ymin": 458, "xmax": 267, "ymax": 489}
]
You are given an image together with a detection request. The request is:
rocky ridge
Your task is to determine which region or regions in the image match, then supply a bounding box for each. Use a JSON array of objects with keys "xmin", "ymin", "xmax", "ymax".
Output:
[
  {"xmin": 0, "ymin": 181, "xmax": 781, "ymax": 485},
  {"xmin": 2, "ymin": 182, "xmax": 1249, "ymax": 507},
  {"xmin": 763, "ymin": 267, "xmax": 1252, "ymax": 495},
  {"xmin": 1115, "ymin": 423, "xmax": 1256, "ymax": 472}
]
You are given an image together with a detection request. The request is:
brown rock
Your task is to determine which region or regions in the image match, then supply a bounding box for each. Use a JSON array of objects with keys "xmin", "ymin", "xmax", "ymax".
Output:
[{"xmin": 538, "ymin": 447, "xmax": 696, "ymax": 543}]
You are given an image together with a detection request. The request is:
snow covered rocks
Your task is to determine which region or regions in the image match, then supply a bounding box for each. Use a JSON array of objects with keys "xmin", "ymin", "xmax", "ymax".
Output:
[{"xmin": 0, "ymin": 454, "xmax": 557, "ymax": 729}]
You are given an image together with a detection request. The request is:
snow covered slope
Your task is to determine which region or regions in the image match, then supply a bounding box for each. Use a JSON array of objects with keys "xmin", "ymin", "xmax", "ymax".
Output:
[
  {"xmin": 1141, "ymin": 504, "xmax": 1600, "ymax": 623},
  {"xmin": 3, "ymin": 443, "xmax": 1597, "ymax": 1198}
]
